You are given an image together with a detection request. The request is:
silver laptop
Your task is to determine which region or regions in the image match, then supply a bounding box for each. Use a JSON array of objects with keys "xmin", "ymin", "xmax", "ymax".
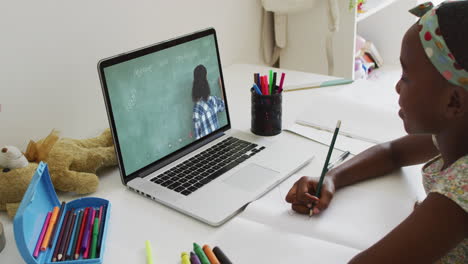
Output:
[{"xmin": 98, "ymin": 28, "xmax": 312, "ymax": 226}]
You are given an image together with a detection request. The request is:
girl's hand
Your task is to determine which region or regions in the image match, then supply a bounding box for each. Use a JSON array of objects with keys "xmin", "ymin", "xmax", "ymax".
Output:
[{"xmin": 285, "ymin": 175, "xmax": 336, "ymax": 215}]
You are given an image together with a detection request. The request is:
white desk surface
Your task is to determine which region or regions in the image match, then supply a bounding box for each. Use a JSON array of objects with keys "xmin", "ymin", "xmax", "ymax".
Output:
[{"xmin": 0, "ymin": 64, "xmax": 425, "ymax": 263}]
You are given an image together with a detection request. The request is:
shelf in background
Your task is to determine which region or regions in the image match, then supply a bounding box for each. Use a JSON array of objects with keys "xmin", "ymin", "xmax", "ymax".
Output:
[
  {"xmin": 339, "ymin": 64, "xmax": 402, "ymax": 111},
  {"xmin": 356, "ymin": 0, "xmax": 400, "ymax": 22}
]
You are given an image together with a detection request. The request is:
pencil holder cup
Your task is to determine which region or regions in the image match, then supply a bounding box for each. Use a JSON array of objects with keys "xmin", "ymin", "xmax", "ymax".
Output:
[{"xmin": 251, "ymin": 87, "xmax": 282, "ymax": 136}]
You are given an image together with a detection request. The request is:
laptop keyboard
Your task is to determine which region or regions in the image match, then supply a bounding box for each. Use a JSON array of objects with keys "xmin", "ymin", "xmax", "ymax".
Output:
[{"xmin": 149, "ymin": 137, "xmax": 265, "ymax": 196}]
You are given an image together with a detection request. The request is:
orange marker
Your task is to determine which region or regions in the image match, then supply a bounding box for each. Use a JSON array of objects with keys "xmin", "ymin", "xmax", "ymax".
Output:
[
  {"xmin": 41, "ymin": 206, "xmax": 59, "ymax": 251},
  {"xmin": 203, "ymin": 245, "xmax": 220, "ymax": 264}
]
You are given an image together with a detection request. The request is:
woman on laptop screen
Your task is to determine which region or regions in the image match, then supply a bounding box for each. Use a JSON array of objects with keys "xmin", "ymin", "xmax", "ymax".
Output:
[{"xmin": 192, "ymin": 64, "xmax": 226, "ymax": 140}]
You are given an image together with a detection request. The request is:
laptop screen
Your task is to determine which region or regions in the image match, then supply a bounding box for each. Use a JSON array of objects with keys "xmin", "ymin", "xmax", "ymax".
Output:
[{"xmin": 100, "ymin": 29, "xmax": 230, "ymax": 178}]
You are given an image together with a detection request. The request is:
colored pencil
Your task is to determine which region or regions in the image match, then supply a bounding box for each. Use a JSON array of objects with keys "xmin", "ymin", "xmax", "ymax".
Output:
[
  {"xmin": 68, "ymin": 210, "xmax": 83, "ymax": 260},
  {"xmin": 96, "ymin": 204, "xmax": 107, "ymax": 257},
  {"xmin": 48, "ymin": 202, "xmax": 65, "ymax": 248},
  {"xmin": 98, "ymin": 206, "xmax": 103, "ymax": 226},
  {"xmin": 66, "ymin": 211, "xmax": 80, "ymax": 259},
  {"xmin": 57, "ymin": 209, "xmax": 75, "ymax": 261},
  {"xmin": 33, "ymin": 212, "xmax": 51, "ymax": 258},
  {"xmin": 83, "ymin": 208, "xmax": 96, "ymax": 258},
  {"xmin": 75, "ymin": 207, "xmax": 89, "ymax": 259},
  {"xmin": 282, "ymin": 78, "xmax": 353, "ymax": 92},
  {"xmin": 90, "ymin": 217, "xmax": 100, "ymax": 259},
  {"xmin": 41, "ymin": 206, "xmax": 59, "ymax": 251},
  {"xmin": 51, "ymin": 210, "xmax": 71, "ymax": 262}
]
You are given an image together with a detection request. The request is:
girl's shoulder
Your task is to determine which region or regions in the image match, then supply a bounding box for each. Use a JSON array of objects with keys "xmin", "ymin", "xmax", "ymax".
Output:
[{"xmin": 423, "ymin": 154, "xmax": 468, "ymax": 212}]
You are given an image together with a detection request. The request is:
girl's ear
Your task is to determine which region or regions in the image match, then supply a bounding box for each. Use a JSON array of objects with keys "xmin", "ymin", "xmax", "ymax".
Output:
[{"xmin": 446, "ymin": 85, "xmax": 468, "ymax": 119}]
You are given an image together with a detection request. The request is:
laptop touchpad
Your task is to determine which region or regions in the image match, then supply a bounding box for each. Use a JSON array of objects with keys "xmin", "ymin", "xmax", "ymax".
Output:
[{"xmin": 223, "ymin": 164, "xmax": 280, "ymax": 192}]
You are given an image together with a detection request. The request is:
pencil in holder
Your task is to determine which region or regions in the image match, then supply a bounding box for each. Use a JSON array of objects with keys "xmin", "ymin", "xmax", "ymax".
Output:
[{"xmin": 251, "ymin": 87, "xmax": 282, "ymax": 136}]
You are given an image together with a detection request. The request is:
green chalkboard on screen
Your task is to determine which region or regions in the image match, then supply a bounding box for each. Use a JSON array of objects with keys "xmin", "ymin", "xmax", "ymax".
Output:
[{"xmin": 104, "ymin": 35, "xmax": 228, "ymax": 175}]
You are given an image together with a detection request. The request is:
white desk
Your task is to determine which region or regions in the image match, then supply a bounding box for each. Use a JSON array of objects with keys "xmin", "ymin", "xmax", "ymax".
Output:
[{"xmin": 0, "ymin": 64, "xmax": 425, "ymax": 263}]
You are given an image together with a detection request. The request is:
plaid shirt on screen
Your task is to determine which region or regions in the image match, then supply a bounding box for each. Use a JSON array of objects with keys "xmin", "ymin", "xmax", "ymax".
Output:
[{"xmin": 193, "ymin": 95, "xmax": 225, "ymax": 140}]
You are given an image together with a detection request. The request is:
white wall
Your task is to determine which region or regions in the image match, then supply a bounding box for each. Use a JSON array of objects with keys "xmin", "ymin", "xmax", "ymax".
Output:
[{"xmin": 0, "ymin": 0, "xmax": 264, "ymax": 149}]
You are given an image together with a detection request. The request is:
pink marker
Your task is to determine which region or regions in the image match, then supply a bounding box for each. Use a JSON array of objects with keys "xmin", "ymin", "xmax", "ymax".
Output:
[
  {"xmin": 34, "ymin": 212, "xmax": 52, "ymax": 258},
  {"xmin": 278, "ymin": 72, "xmax": 286, "ymax": 93}
]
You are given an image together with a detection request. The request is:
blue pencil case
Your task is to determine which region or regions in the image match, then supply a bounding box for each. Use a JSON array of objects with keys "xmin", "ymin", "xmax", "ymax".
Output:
[{"xmin": 13, "ymin": 162, "xmax": 110, "ymax": 264}]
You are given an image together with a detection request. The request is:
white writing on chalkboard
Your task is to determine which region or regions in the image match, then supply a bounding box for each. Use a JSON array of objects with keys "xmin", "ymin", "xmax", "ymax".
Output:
[
  {"xmin": 134, "ymin": 65, "xmax": 153, "ymax": 78},
  {"xmin": 126, "ymin": 88, "xmax": 137, "ymax": 112},
  {"xmin": 175, "ymin": 50, "xmax": 198, "ymax": 63}
]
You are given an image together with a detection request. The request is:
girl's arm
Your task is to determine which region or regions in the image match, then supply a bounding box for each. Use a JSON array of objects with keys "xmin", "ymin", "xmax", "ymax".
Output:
[
  {"xmin": 330, "ymin": 134, "xmax": 438, "ymax": 189},
  {"xmin": 348, "ymin": 192, "xmax": 468, "ymax": 264},
  {"xmin": 286, "ymin": 134, "xmax": 439, "ymax": 213}
]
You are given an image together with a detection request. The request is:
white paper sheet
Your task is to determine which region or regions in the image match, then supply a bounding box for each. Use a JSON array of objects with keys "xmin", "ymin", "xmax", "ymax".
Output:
[
  {"xmin": 285, "ymin": 123, "xmax": 375, "ymax": 155},
  {"xmin": 210, "ymin": 218, "xmax": 360, "ymax": 263},
  {"xmin": 295, "ymin": 94, "xmax": 406, "ymax": 144},
  {"xmin": 239, "ymin": 166, "xmax": 421, "ymax": 251}
]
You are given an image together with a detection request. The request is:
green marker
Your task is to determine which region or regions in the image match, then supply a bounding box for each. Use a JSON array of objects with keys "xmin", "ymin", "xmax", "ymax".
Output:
[
  {"xmin": 269, "ymin": 69, "xmax": 273, "ymax": 94},
  {"xmin": 90, "ymin": 217, "xmax": 100, "ymax": 259},
  {"xmin": 193, "ymin": 243, "xmax": 210, "ymax": 264}
]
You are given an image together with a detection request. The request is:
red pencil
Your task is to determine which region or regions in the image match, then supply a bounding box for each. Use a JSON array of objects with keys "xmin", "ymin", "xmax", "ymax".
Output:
[{"xmin": 74, "ymin": 207, "xmax": 89, "ymax": 259}]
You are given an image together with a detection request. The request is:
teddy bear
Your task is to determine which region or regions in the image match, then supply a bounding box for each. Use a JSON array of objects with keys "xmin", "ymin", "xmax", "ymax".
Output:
[{"xmin": 0, "ymin": 129, "xmax": 117, "ymax": 218}]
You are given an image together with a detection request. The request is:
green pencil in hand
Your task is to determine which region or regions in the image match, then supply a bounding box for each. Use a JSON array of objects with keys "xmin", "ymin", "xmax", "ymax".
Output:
[{"xmin": 311, "ymin": 120, "xmax": 341, "ymax": 216}]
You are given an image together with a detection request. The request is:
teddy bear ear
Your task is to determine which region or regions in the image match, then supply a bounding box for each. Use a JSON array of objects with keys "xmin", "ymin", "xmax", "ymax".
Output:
[
  {"xmin": 24, "ymin": 140, "xmax": 39, "ymax": 162},
  {"xmin": 36, "ymin": 130, "xmax": 60, "ymax": 161},
  {"xmin": 24, "ymin": 130, "xmax": 60, "ymax": 162}
]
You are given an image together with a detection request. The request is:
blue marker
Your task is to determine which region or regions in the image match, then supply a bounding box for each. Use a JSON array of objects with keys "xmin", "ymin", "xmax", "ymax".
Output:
[{"xmin": 253, "ymin": 83, "xmax": 262, "ymax": 95}]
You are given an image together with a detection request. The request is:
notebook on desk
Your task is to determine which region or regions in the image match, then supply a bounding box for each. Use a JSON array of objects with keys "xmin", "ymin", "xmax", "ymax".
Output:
[{"xmin": 97, "ymin": 28, "xmax": 313, "ymax": 226}]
